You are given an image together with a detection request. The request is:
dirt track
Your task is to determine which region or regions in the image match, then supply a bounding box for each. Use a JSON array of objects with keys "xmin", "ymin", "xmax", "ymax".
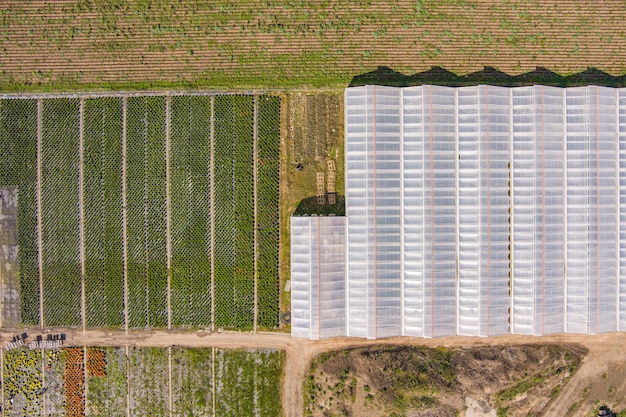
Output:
[{"xmin": 2, "ymin": 328, "xmax": 624, "ymax": 416}]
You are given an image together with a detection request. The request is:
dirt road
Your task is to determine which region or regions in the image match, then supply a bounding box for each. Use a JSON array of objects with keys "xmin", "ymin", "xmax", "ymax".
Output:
[{"xmin": 1, "ymin": 328, "xmax": 624, "ymax": 417}]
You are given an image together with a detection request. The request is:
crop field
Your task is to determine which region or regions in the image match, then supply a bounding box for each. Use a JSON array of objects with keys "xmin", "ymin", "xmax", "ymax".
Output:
[
  {"xmin": 0, "ymin": 0, "xmax": 625, "ymax": 90},
  {"xmin": 0, "ymin": 94, "xmax": 281, "ymax": 330},
  {"xmin": 1, "ymin": 346, "xmax": 284, "ymax": 417}
]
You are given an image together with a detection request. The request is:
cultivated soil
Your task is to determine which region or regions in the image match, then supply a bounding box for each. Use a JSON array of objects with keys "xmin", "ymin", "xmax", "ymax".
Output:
[{"xmin": 1, "ymin": 1, "xmax": 626, "ymax": 87}]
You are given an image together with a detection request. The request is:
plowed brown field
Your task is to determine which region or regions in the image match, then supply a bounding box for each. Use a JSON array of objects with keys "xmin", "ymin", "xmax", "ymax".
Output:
[{"xmin": 1, "ymin": 0, "xmax": 626, "ymax": 89}]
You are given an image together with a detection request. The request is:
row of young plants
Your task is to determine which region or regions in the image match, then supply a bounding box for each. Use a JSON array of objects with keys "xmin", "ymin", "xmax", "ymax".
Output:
[
  {"xmin": 0, "ymin": 99, "xmax": 39, "ymax": 325},
  {"xmin": 213, "ymin": 96, "xmax": 256, "ymax": 329},
  {"xmin": 3, "ymin": 349, "xmax": 44, "ymax": 415},
  {"xmin": 169, "ymin": 95, "xmax": 212, "ymax": 327},
  {"xmin": 128, "ymin": 347, "xmax": 170, "ymax": 416},
  {"xmin": 83, "ymin": 98, "xmax": 125, "ymax": 328},
  {"xmin": 65, "ymin": 347, "xmax": 86, "ymax": 417},
  {"xmin": 125, "ymin": 96, "xmax": 169, "ymax": 328},
  {"xmin": 214, "ymin": 348, "xmax": 285, "ymax": 417},
  {"xmin": 256, "ymin": 96, "xmax": 281, "ymax": 328},
  {"xmin": 40, "ymin": 98, "xmax": 82, "ymax": 327},
  {"xmin": 232, "ymin": 96, "xmax": 256, "ymax": 329},
  {"xmin": 86, "ymin": 347, "xmax": 127, "ymax": 415}
]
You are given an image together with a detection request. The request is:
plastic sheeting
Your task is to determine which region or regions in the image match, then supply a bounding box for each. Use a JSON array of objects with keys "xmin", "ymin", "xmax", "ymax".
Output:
[
  {"xmin": 345, "ymin": 86, "xmax": 402, "ymax": 339},
  {"xmin": 511, "ymin": 86, "xmax": 566, "ymax": 335},
  {"xmin": 290, "ymin": 216, "xmax": 346, "ymax": 339},
  {"xmin": 457, "ymin": 85, "xmax": 510, "ymax": 337},
  {"xmin": 291, "ymin": 85, "xmax": 626, "ymax": 340},
  {"xmin": 565, "ymin": 86, "xmax": 618, "ymax": 334}
]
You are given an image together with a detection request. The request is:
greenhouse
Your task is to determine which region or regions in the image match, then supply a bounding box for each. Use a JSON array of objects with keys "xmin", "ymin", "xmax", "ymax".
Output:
[{"xmin": 291, "ymin": 84, "xmax": 626, "ymax": 340}]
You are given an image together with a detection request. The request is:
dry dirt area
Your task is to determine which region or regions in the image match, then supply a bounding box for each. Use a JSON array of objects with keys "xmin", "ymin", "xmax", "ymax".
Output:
[{"xmin": 304, "ymin": 344, "xmax": 586, "ymax": 417}]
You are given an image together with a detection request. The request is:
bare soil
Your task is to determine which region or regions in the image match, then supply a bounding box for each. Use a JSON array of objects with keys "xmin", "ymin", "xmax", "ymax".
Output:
[{"xmin": 305, "ymin": 344, "xmax": 586, "ymax": 417}]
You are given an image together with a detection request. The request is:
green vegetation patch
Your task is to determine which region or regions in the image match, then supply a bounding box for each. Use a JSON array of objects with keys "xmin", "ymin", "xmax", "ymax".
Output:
[
  {"xmin": 126, "ymin": 96, "xmax": 168, "ymax": 328},
  {"xmin": 256, "ymin": 96, "xmax": 281, "ymax": 328},
  {"xmin": 170, "ymin": 95, "xmax": 212, "ymax": 328},
  {"xmin": 0, "ymin": 99, "xmax": 39, "ymax": 325},
  {"xmin": 41, "ymin": 98, "xmax": 81, "ymax": 327},
  {"xmin": 84, "ymin": 97, "xmax": 125, "ymax": 328}
]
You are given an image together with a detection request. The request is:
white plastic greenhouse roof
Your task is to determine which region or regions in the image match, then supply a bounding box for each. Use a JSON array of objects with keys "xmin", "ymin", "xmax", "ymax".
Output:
[{"xmin": 291, "ymin": 84, "xmax": 626, "ymax": 340}]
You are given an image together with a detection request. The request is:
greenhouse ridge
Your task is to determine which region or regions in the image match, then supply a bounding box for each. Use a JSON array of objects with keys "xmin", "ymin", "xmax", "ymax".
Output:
[{"xmin": 291, "ymin": 84, "xmax": 625, "ymax": 340}]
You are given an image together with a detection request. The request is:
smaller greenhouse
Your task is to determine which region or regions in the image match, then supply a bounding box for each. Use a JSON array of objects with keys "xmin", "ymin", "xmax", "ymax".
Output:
[{"xmin": 290, "ymin": 216, "xmax": 346, "ymax": 340}]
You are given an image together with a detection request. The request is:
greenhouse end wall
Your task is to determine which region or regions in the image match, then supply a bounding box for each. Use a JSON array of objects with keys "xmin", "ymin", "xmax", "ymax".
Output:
[{"xmin": 290, "ymin": 85, "xmax": 626, "ymax": 340}]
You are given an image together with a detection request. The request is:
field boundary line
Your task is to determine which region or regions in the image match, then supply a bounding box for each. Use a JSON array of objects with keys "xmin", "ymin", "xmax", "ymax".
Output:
[
  {"xmin": 210, "ymin": 97, "xmax": 215, "ymax": 331},
  {"xmin": 0, "ymin": 91, "xmax": 268, "ymax": 100},
  {"xmin": 212, "ymin": 346, "xmax": 216, "ymax": 417},
  {"xmin": 168, "ymin": 346, "xmax": 173, "ymax": 417},
  {"xmin": 79, "ymin": 99, "xmax": 86, "ymax": 332},
  {"xmin": 41, "ymin": 348, "xmax": 46, "ymax": 417},
  {"xmin": 253, "ymin": 95, "xmax": 258, "ymax": 334},
  {"xmin": 126, "ymin": 345, "xmax": 130, "ymax": 417},
  {"xmin": 83, "ymin": 346, "xmax": 89, "ymax": 416},
  {"xmin": 36, "ymin": 99, "xmax": 44, "ymax": 329},
  {"xmin": 122, "ymin": 97, "xmax": 129, "ymax": 335},
  {"xmin": 165, "ymin": 95, "xmax": 172, "ymax": 330},
  {"xmin": 1, "ymin": 348, "xmax": 4, "ymax": 417}
]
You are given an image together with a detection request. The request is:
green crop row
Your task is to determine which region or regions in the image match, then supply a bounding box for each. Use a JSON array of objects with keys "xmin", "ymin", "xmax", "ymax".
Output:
[
  {"xmin": 0, "ymin": 99, "xmax": 39, "ymax": 325},
  {"xmin": 129, "ymin": 347, "xmax": 169, "ymax": 416},
  {"xmin": 126, "ymin": 96, "xmax": 168, "ymax": 328},
  {"xmin": 233, "ymin": 96, "xmax": 255, "ymax": 329},
  {"xmin": 87, "ymin": 347, "xmax": 128, "ymax": 415},
  {"xmin": 213, "ymin": 95, "xmax": 240, "ymax": 328},
  {"xmin": 256, "ymin": 96, "xmax": 281, "ymax": 328},
  {"xmin": 41, "ymin": 98, "xmax": 82, "ymax": 327},
  {"xmin": 215, "ymin": 348, "xmax": 285, "ymax": 417},
  {"xmin": 83, "ymin": 97, "xmax": 125, "ymax": 328},
  {"xmin": 170, "ymin": 95, "xmax": 212, "ymax": 327}
]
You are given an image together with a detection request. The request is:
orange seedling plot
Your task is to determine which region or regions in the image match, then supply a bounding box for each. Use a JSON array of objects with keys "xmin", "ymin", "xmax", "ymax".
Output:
[
  {"xmin": 86, "ymin": 348, "xmax": 107, "ymax": 378},
  {"xmin": 64, "ymin": 347, "xmax": 85, "ymax": 417}
]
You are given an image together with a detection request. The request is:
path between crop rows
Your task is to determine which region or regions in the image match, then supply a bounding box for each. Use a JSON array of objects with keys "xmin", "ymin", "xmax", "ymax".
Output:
[{"xmin": 0, "ymin": 329, "xmax": 623, "ymax": 417}]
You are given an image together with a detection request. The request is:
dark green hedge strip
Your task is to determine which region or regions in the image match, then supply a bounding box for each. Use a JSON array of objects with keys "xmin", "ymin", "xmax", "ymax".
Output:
[{"xmin": 232, "ymin": 96, "xmax": 255, "ymax": 329}]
